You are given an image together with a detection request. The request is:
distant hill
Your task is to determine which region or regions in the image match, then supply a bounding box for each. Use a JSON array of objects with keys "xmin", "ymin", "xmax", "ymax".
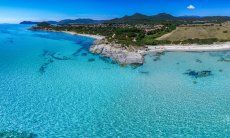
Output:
[
  {"xmin": 20, "ymin": 21, "xmax": 58, "ymax": 25},
  {"xmin": 20, "ymin": 21, "xmax": 40, "ymax": 24},
  {"xmin": 106, "ymin": 13, "xmax": 179, "ymax": 24},
  {"xmin": 106, "ymin": 13, "xmax": 230, "ymax": 24},
  {"xmin": 21, "ymin": 13, "xmax": 230, "ymax": 25},
  {"xmin": 107, "ymin": 13, "xmax": 152, "ymax": 24},
  {"xmin": 46, "ymin": 21, "xmax": 59, "ymax": 24},
  {"xmin": 20, "ymin": 19, "xmax": 105, "ymax": 25},
  {"xmin": 58, "ymin": 19, "xmax": 105, "ymax": 25},
  {"xmin": 152, "ymin": 13, "xmax": 176, "ymax": 20}
]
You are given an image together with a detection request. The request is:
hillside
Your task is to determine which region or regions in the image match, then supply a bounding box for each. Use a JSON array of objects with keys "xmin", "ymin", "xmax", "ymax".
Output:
[
  {"xmin": 20, "ymin": 21, "xmax": 40, "ymax": 24},
  {"xmin": 21, "ymin": 19, "xmax": 105, "ymax": 25},
  {"xmin": 106, "ymin": 13, "xmax": 178, "ymax": 24},
  {"xmin": 106, "ymin": 13, "xmax": 230, "ymax": 25},
  {"xmin": 58, "ymin": 19, "xmax": 105, "ymax": 25},
  {"xmin": 20, "ymin": 21, "xmax": 58, "ymax": 24},
  {"xmin": 157, "ymin": 22, "xmax": 230, "ymax": 42}
]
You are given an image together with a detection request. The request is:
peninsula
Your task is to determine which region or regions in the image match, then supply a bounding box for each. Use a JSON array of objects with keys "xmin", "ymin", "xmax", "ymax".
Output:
[{"xmin": 29, "ymin": 13, "xmax": 230, "ymax": 65}]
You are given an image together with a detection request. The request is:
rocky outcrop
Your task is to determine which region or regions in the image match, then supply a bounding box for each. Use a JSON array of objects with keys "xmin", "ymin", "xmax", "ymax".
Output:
[
  {"xmin": 31, "ymin": 28, "xmax": 146, "ymax": 65},
  {"xmin": 90, "ymin": 40, "xmax": 145, "ymax": 65}
]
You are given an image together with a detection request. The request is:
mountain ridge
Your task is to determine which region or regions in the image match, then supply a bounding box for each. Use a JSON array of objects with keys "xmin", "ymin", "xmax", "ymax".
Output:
[
  {"xmin": 106, "ymin": 13, "xmax": 230, "ymax": 24},
  {"xmin": 20, "ymin": 13, "xmax": 230, "ymax": 25},
  {"xmin": 20, "ymin": 19, "xmax": 105, "ymax": 25}
]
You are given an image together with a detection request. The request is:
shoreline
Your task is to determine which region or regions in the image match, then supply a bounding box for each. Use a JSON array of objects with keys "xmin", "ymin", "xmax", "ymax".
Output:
[
  {"xmin": 41, "ymin": 30, "xmax": 230, "ymax": 52},
  {"xmin": 62, "ymin": 31, "xmax": 230, "ymax": 65},
  {"xmin": 62, "ymin": 31, "xmax": 230, "ymax": 53},
  {"xmin": 147, "ymin": 43, "xmax": 230, "ymax": 53},
  {"xmin": 62, "ymin": 31, "xmax": 105, "ymax": 40},
  {"xmin": 60, "ymin": 31, "xmax": 145, "ymax": 65},
  {"xmin": 35, "ymin": 29, "xmax": 230, "ymax": 65}
]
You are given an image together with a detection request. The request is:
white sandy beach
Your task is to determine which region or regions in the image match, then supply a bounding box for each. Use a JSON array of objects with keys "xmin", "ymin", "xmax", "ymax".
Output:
[
  {"xmin": 148, "ymin": 42, "xmax": 230, "ymax": 52},
  {"xmin": 62, "ymin": 31, "xmax": 105, "ymax": 40}
]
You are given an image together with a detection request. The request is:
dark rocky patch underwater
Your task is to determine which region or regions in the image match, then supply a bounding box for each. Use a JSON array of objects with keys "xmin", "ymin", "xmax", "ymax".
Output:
[
  {"xmin": 0, "ymin": 131, "xmax": 37, "ymax": 138},
  {"xmin": 152, "ymin": 52, "xmax": 165, "ymax": 62},
  {"xmin": 184, "ymin": 70, "xmax": 213, "ymax": 78},
  {"xmin": 39, "ymin": 50, "xmax": 71, "ymax": 74}
]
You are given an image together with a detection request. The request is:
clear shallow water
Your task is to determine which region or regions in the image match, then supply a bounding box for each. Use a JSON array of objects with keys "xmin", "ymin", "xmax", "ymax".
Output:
[{"xmin": 0, "ymin": 24, "xmax": 229, "ymax": 137}]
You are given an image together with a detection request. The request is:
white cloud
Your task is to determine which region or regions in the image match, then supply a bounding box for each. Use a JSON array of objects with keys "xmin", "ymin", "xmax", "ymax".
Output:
[{"xmin": 187, "ymin": 5, "xmax": 195, "ymax": 10}]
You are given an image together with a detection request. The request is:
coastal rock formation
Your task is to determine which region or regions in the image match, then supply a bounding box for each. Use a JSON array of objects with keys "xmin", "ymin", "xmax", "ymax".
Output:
[{"xmin": 90, "ymin": 40, "xmax": 145, "ymax": 65}]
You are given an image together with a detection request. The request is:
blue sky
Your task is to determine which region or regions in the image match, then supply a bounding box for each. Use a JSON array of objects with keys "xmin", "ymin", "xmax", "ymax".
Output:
[{"xmin": 0, "ymin": 0, "xmax": 230, "ymax": 23}]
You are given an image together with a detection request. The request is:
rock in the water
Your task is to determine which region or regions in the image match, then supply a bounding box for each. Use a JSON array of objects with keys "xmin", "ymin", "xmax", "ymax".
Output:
[
  {"xmin": 196, "ymin": 59, "xmax": 202, "ymax": 63},
  {"xmin": 139, "ymin": 71, "xmax": 149, "ymax": 74},
  {"xmin": 218, "ymin": 57, "xmax": 230, "ymax": 62},
  {"xmin": 88, "ymin": 58, "xmax": 95, "ymax": 62},
  {"xmin": 153, "ymin": 56, "xmax": 161, "ymax": 61},
  {"xmin": 72, "ymin": 48, "xmax": 84, "ymax": 56},
  {"xmin": 193, "ymin": 81, "xmax": 197, "ymax": 84},
  {"xmin": 184, "ymin": 70, "xmax": 212, "ymax": 78},
  {"xmin": 39, "ymin": 59, "xmax": 54, "ymax": 74},
  {"xmin": 51, "ymin": 54, "xmax": 70, "ymax": 60},
  {"xmin": 81, "ymin": 53, "xmax": 87, "ymax": 56},
  {"xmin": 0, "ymin": 131, "xmax": 37, "ymax": 138}
]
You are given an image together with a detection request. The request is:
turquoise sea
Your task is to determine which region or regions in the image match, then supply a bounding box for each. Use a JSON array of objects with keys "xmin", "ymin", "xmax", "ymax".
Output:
[{"xmin": 0, "ymin": 24, "xmax": 229, "ymax": 137}]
